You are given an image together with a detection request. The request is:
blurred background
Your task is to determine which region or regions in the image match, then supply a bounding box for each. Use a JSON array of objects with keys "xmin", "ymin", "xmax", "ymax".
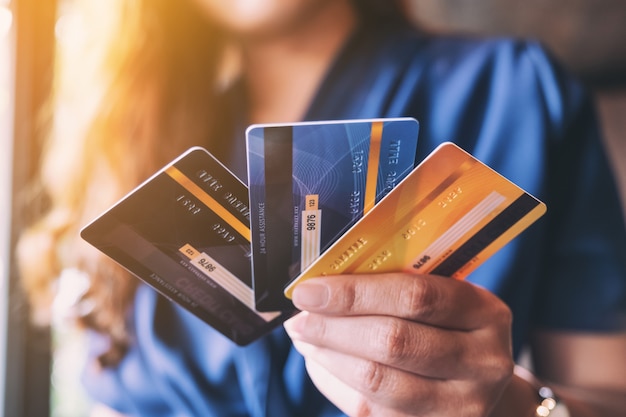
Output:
[
  {"xmin": 0, "ymin": 0, "xmax": 624, "ymax": 416},
  {"xmin": 406, "ymin": 0, "xmax": 626, "ymax": 207}
]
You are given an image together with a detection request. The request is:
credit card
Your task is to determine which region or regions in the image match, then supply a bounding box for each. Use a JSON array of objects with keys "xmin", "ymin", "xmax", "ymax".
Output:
[
  {"xmin": 284, "ymin": 142, "xmax": 546, "ymax": 298},
  {"xmin": 81, "ymin": 147, "xmax": 292, "ymax": 346},
  {"xmin": 247, "ymin": 118, "xmax": 420, "ymax": 311}
]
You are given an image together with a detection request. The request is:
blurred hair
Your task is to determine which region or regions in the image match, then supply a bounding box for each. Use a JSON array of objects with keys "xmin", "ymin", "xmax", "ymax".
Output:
[
  {"xmin": 18, "ymin": 0, "xmax": 405, "ymax": 366},
  {"xmin": 18, "ymin": 0, "xmax": 227, "ymax": 366}
]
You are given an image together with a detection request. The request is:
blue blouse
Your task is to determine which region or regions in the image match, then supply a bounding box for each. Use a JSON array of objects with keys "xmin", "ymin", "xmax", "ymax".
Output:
[{"xmin": 83, "ymin": 24, "xmax": 626, "ymax": 417}]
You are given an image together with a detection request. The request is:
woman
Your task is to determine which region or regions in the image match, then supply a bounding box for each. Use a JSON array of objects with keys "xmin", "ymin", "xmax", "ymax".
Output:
[{"xmin": 19, "ymin": 0, "xmax": 626, "ymax": 415}]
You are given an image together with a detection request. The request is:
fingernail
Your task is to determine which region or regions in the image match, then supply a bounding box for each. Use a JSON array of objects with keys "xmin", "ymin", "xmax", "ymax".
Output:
[{"xmin": 292, "ymin": 282, "xmax": 329, "ymax": 309}]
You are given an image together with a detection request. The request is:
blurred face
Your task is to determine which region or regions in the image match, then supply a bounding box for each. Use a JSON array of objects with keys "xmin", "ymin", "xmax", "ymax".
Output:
[{"xmin": 190, "ymin": 0, "xmax": 350, "ymax": 39}]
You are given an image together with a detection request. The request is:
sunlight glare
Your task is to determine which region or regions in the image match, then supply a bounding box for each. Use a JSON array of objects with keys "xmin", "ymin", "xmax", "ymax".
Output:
[{"xmin": 0, "ymin": 6, "xmax": 12, "ymax": 39}]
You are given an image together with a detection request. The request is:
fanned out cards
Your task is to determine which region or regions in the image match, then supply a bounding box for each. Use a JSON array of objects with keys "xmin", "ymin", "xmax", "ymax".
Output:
[{"xmin": 81, "ymin": 119, "xmax": 545, "ymax": 345}]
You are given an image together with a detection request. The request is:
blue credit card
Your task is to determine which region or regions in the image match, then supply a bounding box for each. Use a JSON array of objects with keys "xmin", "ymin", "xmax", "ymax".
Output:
[{"xmin": 247, "ymin": 118, "xmax": 420, "ymax": 311}]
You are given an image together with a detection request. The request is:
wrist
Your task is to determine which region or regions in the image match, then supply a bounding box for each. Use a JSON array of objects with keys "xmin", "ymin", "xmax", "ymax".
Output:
[
  {"xmin": 489, "ymin": 370, "xmax": 539, "ymax": 417},
  {"xmin": 489, "ymin": 366, "xmax": 572, "ymax": 417}
]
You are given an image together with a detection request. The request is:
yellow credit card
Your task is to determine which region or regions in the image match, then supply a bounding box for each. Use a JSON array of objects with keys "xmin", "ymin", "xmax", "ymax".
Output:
[{"xmin": 284, "ymin": 142, "xmax": 546, "ymax": 298}]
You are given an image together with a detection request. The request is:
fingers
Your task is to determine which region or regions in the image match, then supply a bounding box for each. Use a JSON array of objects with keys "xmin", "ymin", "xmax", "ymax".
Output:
[
  {"xmin": 290, "ymin": 273, "xmax": 511, "ymax": 331},
  {"xmin": 294, "ymin": 340, "xmax": 497, "ymax": 417},
  {"xmin": 295, "ymin": 340, "xmax": 441, "ymax": 416},
  {"xmin": 285, "ymin": 274, "xmax": 515, "ymax": 416},
  {"xmin": 286, "ymin": 273, "xmax": 514, "ymax": 416},
  {"xmin": 284, "ymin": 311, "xmax": 511, "ymax": 380}
]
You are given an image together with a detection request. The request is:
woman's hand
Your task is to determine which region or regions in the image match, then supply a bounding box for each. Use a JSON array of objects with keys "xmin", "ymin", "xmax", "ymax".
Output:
[{"xmin": 283, "ymin": 273, "xmax": 515, "ymax": 417}]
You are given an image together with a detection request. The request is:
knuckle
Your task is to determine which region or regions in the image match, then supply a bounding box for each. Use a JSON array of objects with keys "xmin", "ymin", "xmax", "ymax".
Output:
[
  {"xmin": 353, "ymin": 398, "xmax": 374, "ymax": 417},
  {"xmin": 403, "ymin": 278, "xmax": 439, "ymax": 320},
  {"xmin": 357, "ymin": 359, "xmax": 386, "ymax": 395},
  {"xmin": 377, "ymin": 319, "xmax": 411, "ymax": 364},
  {"xmin": 337, "ymin": 280, "xmax": 358, "ymax": 313}
]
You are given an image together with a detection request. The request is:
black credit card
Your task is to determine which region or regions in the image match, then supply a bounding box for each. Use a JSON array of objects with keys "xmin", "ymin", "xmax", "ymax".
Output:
[{"xmin": 81, "ymin": 147, "xmax": 291, "ymax": 345}]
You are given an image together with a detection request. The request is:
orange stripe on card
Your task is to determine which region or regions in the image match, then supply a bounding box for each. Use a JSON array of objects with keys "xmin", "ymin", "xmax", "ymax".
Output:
[
  {"xmin": 179, "ymin": 243, "xmax": 200, "ymax": 259},
  {"xmin": 364, "ymin": 121, "xmax": 383, "ymax": 214},
  {"xmin": 305, "ymin": 194, "xmax": 319, "ymax": 210},
  {"xmin": 165, "ymin": 166, "xmax": 251, "ymax": 242}
]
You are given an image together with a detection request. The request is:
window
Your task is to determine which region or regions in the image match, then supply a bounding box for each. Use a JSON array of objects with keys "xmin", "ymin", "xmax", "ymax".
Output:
[
  {"xmin": 0, "ymin": 0, "xmax": 14, "ymax": 411},
  {"xmin": 2, "ymin": 0, "xmax": 57, "ymax": 416}
]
